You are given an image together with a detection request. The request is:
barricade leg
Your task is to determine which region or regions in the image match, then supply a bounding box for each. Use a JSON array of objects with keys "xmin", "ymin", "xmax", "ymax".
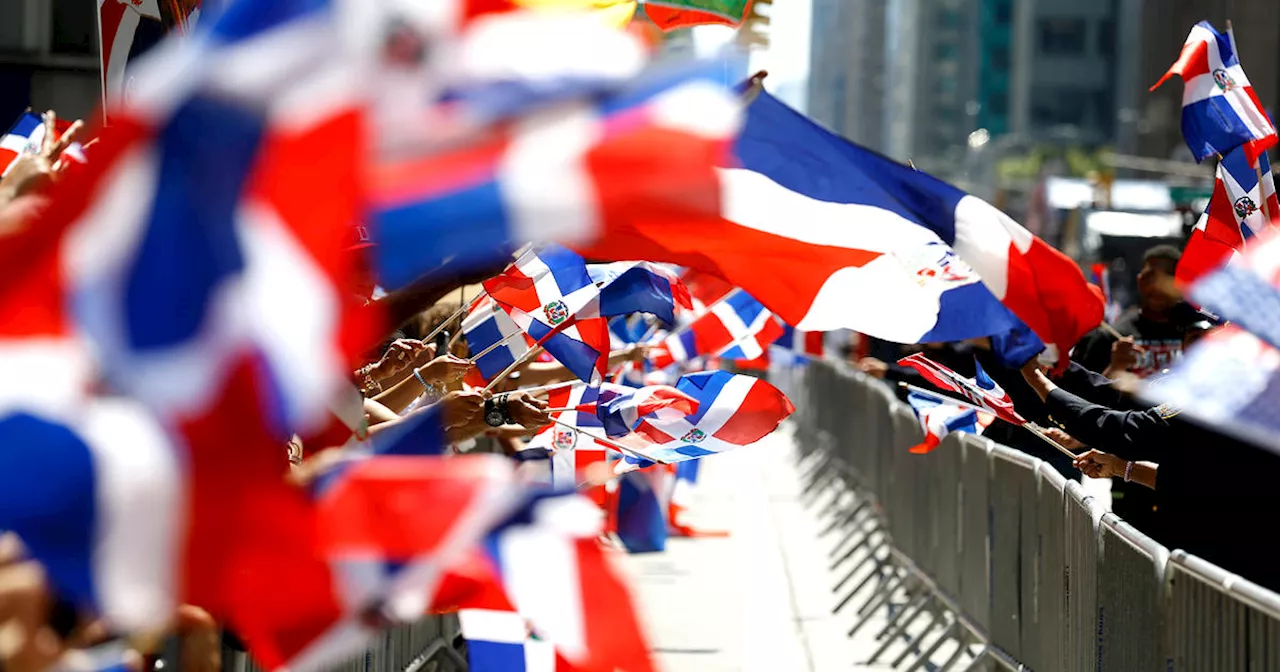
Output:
[
  {"xmin": 868, "ymin": 590, "xmax": 933, "ymax": 661},
  {"xmin": 890, "ymin": 609, "xmax": 945, "ymax": 668},
  {"xmin": 847, "ymin": 571, "xmax": 910, "ymax": 639},
  {"xmin": 903, "ymin": 621, "xmax": 961, "ymax": 672}
]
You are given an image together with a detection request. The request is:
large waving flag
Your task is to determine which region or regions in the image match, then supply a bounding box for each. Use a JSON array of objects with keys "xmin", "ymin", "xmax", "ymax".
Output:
[
  {"xmin": 905, "ymin": 390, "xmax": 993, "ymax": 454},
  {"xmin": 1150, "ymin": 21, "xmax": 1277, "ymax": 167},
  {"xmin": 897, "ymin": 353, "xmax": 1026, "ymax": 425},
  {"xmin": 485, "ymin": 246, "xmax": 601, "ymax": 325},
  {"xmin": 573, "ymin": 90, "xmax": 1101, "ymax": 358},
  {"xmin": 623, "ymin": 371, "xmax": 793, "ymax": 468},
  {"xmin": 1177, "ymin": 146, "xmax": 1279, "ymax": 284}
]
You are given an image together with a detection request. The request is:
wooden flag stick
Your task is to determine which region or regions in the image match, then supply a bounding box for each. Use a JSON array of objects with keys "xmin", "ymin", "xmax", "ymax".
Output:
[
  {"xmin": 1025, "ymin": 422, "xmax": 1080, "ymax": 460},
  {"xmin": 1099, "ymin": 321, "xmax": 1125, "ymax": 340},
  {"xmin": 423, "ymin": 302, "xmax": 471, "ymax": 345},
  {"xmin": 483, "ymin": 345, "xmax": 543, "ymax": 392},
  {"xmin": 544, "ymin": 407, "xmax": 576, "ymax": 413},
  {"xmin": 519, "ymin": 381, "xmax": 579, "ymax": 397},
  {"xmin": 549, "ymin": 417, "xmax": 667, "ymax": 464}
]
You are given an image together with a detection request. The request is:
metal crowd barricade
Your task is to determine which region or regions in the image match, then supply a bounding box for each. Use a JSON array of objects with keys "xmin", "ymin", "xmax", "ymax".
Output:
[
  {"xmin": 798, "ymin": 359, "xmax": 1280, "ymax": 671},
  {"xmin": 222, "ymin": 615, "xmax": 466, "ymax": 672}
]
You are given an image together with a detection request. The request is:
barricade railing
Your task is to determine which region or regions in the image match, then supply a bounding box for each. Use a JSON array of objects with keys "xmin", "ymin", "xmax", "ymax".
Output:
[
  {"xmin": 221, "ymin": 614, "xmax": 466, "ymax": 672},
  {"xmin": 791, "ymin": 360, "xmax": 1280, "ymax": 671}
]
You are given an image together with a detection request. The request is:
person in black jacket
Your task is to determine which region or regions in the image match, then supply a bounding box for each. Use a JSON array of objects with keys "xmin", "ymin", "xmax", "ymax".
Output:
[{"xmin": 1019, "ymin": 358, "xmax": 1280, "ymax": 592}]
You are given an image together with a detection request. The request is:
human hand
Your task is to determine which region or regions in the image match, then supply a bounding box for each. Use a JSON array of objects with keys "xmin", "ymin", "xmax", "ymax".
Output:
[
  {"xmin": 0, "ymin": 112, "xmax": 84, "ymax": 201},
  {"xmin": 418, "ymin": 350, "xmax": 473, "ymax": 385},
  {"xmin": 0, "ymin": 561, "xmax": 63, "ymax": 672},
  {"xmin": 1041, "ymin": 427, "xmax": 1085, "ymax": 451},
  {"xmin": 175, "ymin": 605, "xmax": 220, "ymax": 672},
  {"xmin": 856, "ymin": 356, "xmax": 889, "ymax": 379},
  {"xmin": 1109, "ymin": 336, "xmax": 1143, "ymax": 372},
  {"xmin": 1072, "ymin": 449, "xmax": 1125, "ymax": 479},
  {"xmin": 504, "ymin": 391, "xmax": 550, "ymax": 429},
  {"xmin": 440, "ymin": 390, "xmax": 487, "ymax": 432}
]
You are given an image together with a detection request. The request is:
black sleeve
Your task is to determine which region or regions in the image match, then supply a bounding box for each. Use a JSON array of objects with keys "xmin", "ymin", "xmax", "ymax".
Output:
[
  {"xmin": 1055, "ymin": 361, "xmax": 1125, "ymax": 409},
  {"xmin": 1044, "ymin": 388, "xmax": 1167, "ymax": 461}
]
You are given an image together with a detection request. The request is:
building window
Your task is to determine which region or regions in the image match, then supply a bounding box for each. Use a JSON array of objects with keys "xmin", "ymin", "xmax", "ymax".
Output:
[
  {"xmin": 52, "ymin": 0, "xmax": 99, "ymax": 56},
  {"xmin": 994, "ymin": 0, "xmax": 1013, "ymax": 24},
  {"xmin": 1097, "ymin": 19, "xmax": 1115, "ymax": 57},
  {"xmin": 936, "ymin": 43, "xmax": 958, "ymax": 61},
  {"xmin": 989, "ymin": 46, "xmax": 1010, "ymax": 71},
  {"xmin": 1038, "ymin": 18, "xmax": 1086, "ymax": 55}
]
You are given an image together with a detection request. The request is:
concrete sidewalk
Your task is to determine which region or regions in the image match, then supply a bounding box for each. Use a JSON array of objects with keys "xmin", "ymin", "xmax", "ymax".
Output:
[{"xmin": 618, "ymin": 425, "xmax": 892, "ymax": 672}]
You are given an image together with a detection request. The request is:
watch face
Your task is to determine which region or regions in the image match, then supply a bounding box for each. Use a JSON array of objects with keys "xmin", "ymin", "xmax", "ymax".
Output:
[{"xmin": 486, "ymin": 409, "xmax": 505, "ymax": 427}]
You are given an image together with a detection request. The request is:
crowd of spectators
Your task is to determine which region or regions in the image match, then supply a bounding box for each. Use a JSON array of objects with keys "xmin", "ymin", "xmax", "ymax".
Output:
[{"xmin": 851, "ymin": 243, "xmax": 1280, "ymax": 592}]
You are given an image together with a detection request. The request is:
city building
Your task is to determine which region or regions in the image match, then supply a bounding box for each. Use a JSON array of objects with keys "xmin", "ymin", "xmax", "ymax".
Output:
[
  {"xmin": 0, "ymin": 0, "xmax": 102, "ymax": 125},
  {"xmin": 806, "ymin": 0, "xmax": 888, "ymax": 152}
]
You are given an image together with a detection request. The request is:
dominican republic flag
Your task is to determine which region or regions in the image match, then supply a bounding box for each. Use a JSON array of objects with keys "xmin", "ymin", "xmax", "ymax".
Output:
[
  {"xmin": 0, "ymin": 112, "xmax": 86, "ymax": 175},
  {"xmin": 897, "ymin": 353, "xmax": 1026, "ymax": 426},
  {"xmin": 1142, "ymin": 326, "xmax": 1280, "ymax": 452},
  {"xmin": 482, "ymin": 491, "xmax": 656, "ymax": 672},
  {"xmin": 1189, "ymin": 228, "xmax": 1280, "ymax": 353},
  {"xmin": 459, "ymin": 608, "xmax": 560, "ymax": 672},
  {"xmin": 1150, "ymin": 21, "xmax": 1277, "ymax": 167},
  {"xmin": 484, "ymin": 247, "xmax": 601, "ymax": 327},
  {"xmin": 573, "ymin": 90, "xmax": 1101, "ymax": 361},
  {"xmin": 463, "ymin": 296, "xmax": 537, "ymax": 383},
  {"xmin": 620, "ymin": 371, "xmax": 794, "ymax": 469},
  {"xmin": 1177, "ymin": 146, "xmax": 1279, "ymax": 284},
  {"xmin": 506, "ymin": 305, "xmax": 611, "ymax": 384},
  {"xmin": 23, "ymin": 0, "xmax": 373, "ymax": 437},
  {"xmin": 0, "ymin": 400, "xmax": 184, "ymax": 635},
  {"xmin": 98, "ymin": 0, "xmax": 205, "ymax": 111},
  {"xmin": 588, "ymin": 261, "xmax": 693, "ymax": 327},
  {"xmin": 905, "ymin": 390, "xmax": 993, "ymax": 454},
  {"xmin": 615, "ymin": 468, "xmax": 670, "ymax": 553},
  {"xmin": 649, "ymin": 289, "xmax": 781, "ymax": 367},
  {"xmin": 771, "ymin": 323, "xmax": 824, "ymax": 358},
  {"xmin": 571, "ymin": 383, "xmax": 700, "ymax": 437},
  {"xmin": 526, "ymin": 384, "xmax": 611, "ymax": 497},
  {"xmin": 369, "ymin": 59, "xmax": 741, "ymax": 290}
]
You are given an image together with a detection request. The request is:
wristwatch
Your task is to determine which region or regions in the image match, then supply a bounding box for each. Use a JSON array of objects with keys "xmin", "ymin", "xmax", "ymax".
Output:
[{"xmin": 485, "ymin": 394, "xmax": 511, "ymax": 427}]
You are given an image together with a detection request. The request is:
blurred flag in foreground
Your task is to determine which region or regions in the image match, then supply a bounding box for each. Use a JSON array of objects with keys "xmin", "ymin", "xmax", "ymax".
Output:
[
  {"xmin": 1150, "ymin": 20, "xmax": 1276, "ymax": 166},
  {"xmin": 641, "ymin": 0, "xmax": 754, "ymax": 30},
  {"xmin": 1142, "ymin": 326, "xmax": 1280, "ymax": 453},
  {"xmin": 905, "ymin": 390, "xmax": 993, "ymax": 454},
  {"xmin": 1188, "ymin": 228, "xmax": 1280, "ymax": 352},
  {"xmin": 1177, "ymin": 146, "xmax": 1279, "ymax": 284},
  {"xmin": 369, "ymin": 61, "xmax": 741, "ymax": 288}
]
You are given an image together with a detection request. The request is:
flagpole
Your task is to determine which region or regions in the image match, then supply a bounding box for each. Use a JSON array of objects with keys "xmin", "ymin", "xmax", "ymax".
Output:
[
  {"xmin": 483, "ymin": 346, "xmax": 544, "ymax": 392},
  {"xmin": 549, "ymin": 417, "xmax": 668, "ymax": 465},
  {"xmin": 467, "ymin": 329, "xmax": 526, "ymax": 363},
  {"xmin": 518, "ymin": 381, "xmax": 579, "ymax": 397},
  {"xmin": 1223, "ymin": 19, "xmax": 1274, "ymax": 223},
  {"xmin": 895, "ymin": 381, "xmax": 1076, "ymax": 460}
]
